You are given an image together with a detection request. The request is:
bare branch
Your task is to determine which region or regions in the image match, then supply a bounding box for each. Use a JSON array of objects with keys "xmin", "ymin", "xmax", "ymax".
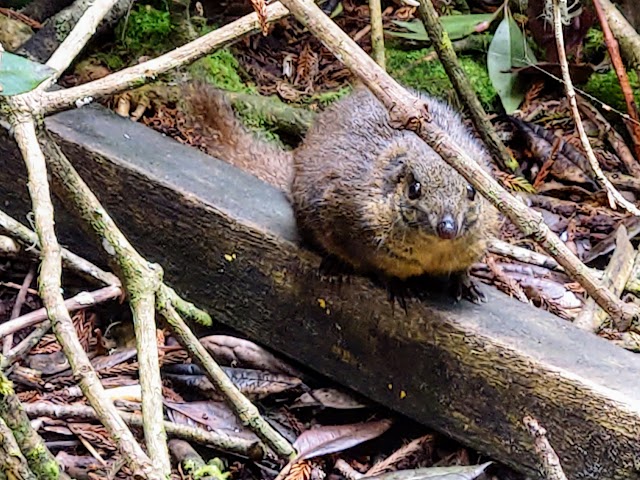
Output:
[
  {"xmin": 36, "ymin": 3, "xmax": 290, "ymax": 115},
  {"xmin": 44, "ymin": 0, "xmax": 121, "ymax": 84},
  {"xmin": 523, "ymin": 416, "xmax": 568, "ymax": 480},
  {"xmin": 551, "ymin": 0, "xmax": 640, "ymax": 216},
  {"xmin": 157, "ymin": 289, "xmax": 296, "ymax": 460},
  {"xmin": 9, "ymin": 114, "xmax": 161, "ymax": 479}
]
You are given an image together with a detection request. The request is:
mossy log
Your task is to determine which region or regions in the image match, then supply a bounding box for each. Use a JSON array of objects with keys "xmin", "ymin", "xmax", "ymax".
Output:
[{"xmin": 2, "ymin": 105, "xmax": 640, "ymax": 479}]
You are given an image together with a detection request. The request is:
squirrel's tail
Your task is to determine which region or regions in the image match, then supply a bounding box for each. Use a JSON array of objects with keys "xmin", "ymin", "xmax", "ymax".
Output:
[{"xmin": 182, "ymin": 83, "xmax": 293, "ymax": 191}]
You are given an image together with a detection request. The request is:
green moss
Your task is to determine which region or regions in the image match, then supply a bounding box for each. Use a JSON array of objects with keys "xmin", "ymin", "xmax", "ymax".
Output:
[
  {"xmin": 234, "ymin": 101, "xmax": 285, "ymax": 145},
  {"xmin": 386, "ymin": 47, "xmax": 498, "ymax": 110},
  {"xmin": 92, "ymin": 52, "xmax": 125, "ymax": 71},
  {"xmin": 116, "ymin": 4, "xmax": 174, "ymax": 57},
  {"xmin": 192, "ymin": 458, "xmax": 229, "ymax": 480},
  {"xmin": 187, "ymin": 49, "xmax": 290, "ymax": 142},
  {"xmin": 189, "ymin": 50, "xmax": 256, "ymax": 94},
  {"xmin": 0, "ymin": 374, "xmax": 14, "ymax": 396},
  {"xmin": 583, "ymin": 28, "xmax": 605, "ymax": 61},
  {"xmin": 583, "ymin": 69, "xmax": 640, "ymax": 113}
]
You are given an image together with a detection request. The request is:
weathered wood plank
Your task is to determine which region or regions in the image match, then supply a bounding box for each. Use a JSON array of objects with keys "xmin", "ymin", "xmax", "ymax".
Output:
[{"xmin": 2, "ymin": 105, "xmax": 640, "ymax": 479}]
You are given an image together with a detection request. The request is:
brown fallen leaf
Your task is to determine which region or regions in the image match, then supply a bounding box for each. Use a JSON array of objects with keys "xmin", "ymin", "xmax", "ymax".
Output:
[
  {"xmin": 200, "ymin": 335, "xmax": 303, "ymax": 376},
  {"xmin": 294, "ymin": 418, "xmax": 393, "ymax": 461},
  {"xmin": 163, "ymin": 365, "xmax": 303, "ymax": 400},
  {"xmin": 508, "ymin": 117, "xmax": 597, "ymax": 188},
  {"xmin": 165, "ymin": 400, "xmax": 259, "ymax": 442},
  {"xmin": 291, "ymin": 388, "xmax": 367, "ymax": 410}
]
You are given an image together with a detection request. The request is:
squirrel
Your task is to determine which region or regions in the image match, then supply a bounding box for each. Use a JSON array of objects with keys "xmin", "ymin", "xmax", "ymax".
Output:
[{"xmin": 183, "ymin": 82, "xmax": 499, "ymax": 303}]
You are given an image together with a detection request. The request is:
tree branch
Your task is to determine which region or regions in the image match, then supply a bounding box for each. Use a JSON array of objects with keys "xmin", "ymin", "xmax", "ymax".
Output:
[
  {"xmin": 34, "ymin": 2, "xmax": 290, "ymax": 116},
  {"xmin": 44, "ymin": 0, "xmax": 121, "ymax": 84},
  {"xmin": 8, "ymin": 113, "xmax": 160, "ymax": 479},
  {"xmin": 416, "ymin": 0, "xmax": 519, "ymax": 172},
  {"xmin": 0, "ymin": 370, "xmax": 67, "ymax": 480},
  {"xmin": 369, "ymin": 0, "xmax": 385, "ymax": 69},
  {"xmin": 157, "ymin": 289, "xmax": 296, "ymax": 460},
  {"xmin": 592, "ymin": 0, "xmax": 640, "ymax": 162},
  {"xmin": 39, "ymin": 131, "xmax": 170, "ymax": 475},
  {"xmin": 551, "ymin": 0, "xmax": 640, "ymax": 216}
]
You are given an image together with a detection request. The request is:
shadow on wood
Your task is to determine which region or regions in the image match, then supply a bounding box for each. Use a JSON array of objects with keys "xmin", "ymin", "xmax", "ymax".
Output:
[{"xmin": 2, "ymin": 105, "xmax": 640, "ymax": 479}]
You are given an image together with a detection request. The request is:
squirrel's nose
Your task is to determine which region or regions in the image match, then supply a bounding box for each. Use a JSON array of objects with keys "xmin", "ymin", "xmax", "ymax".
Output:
[{"xmin": 436, "ymin": 214, "xmax": 457, "ymax": 239}]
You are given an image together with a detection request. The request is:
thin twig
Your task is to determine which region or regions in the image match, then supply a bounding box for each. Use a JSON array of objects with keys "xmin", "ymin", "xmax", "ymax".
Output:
[
  {"xmin": 8, "ymin": 115, "xmax": 160, "ymax": 479},
  {"xmin": 523, "ymin": 416, "xmax": 568, "ymax": 480},
  {"xmin": 0, "ymin": 209, "xmax": 121, "ymax": 287},
  {"xmin": 416, "ymin": 0, "xmax": 519, "ymax": 172},
  {"xmin": 334, "ymin": 459, "xmax": 364, "ymax": 479},
  {"xmin": 3, "ymin": 265, "xmax": 36, "ymax": 355},
  {"xmin": 0, "ymin": 285, "xmax": 122, "ymax": 339},
  {"xmin": 0, "ymin": 368, "xmax": 69, "ymax": 479},
  {"xmin": 597, "ymin": 0, "xmax": 640, "ymax": 94},
  {"xmin": 32, "ymin": 2, "xmax": 290, "ymax": 116},
  {"xmin": 163, "ymin": 285, "xmax": 212, "ymax": 327},
  {"xmin": 577, "ymin": 96, "xmax": 640, "ymax": 177},
  {"xmin": 0, "ymin": 416, "xmax": 37, "ymax": 480},
  {"xmin": 366, "ymin": 434, "xmax": 434, "ymax": 476},
  {"xmin": 44, "ymin": 0, "xmax": 121, "ymax": 85},
  {"xmin": 0, "ymin": 1, "xmax": 289, "ymax": 472},
  {"xmin": 39, "ymin": 131, "xmax": 170, "ymax": 475},
  {"xmin": 1, "ymin": 322, "xmax": 52, "ymax": 369},
  {"xmin": 592, "ymin": 0, "xmax": 640, "ymax": 161},
  {"xmin": 22, "ymin": 402, "xmax": 264, "ymax": 457},
  {"xmin": 488, "ymin": 239, "xmax": 562, "ymax": 271},
  {"xmin": 276, "ymin": 0, "xmax": 640, "ymax": 330},
  {"xmin": 0, "ymin": 235, "xmax": 21, "ymax": 256},
  {"xmin": 552, "ymin": 0, "xmax": 640, "ymax": 216},
  {"xmin": 369, "ymin": 0, "xmax": 385, "ymax": 69},
  {"xmin": 157, "ymin": 289, "xmax": 296, "ymax": 460}
]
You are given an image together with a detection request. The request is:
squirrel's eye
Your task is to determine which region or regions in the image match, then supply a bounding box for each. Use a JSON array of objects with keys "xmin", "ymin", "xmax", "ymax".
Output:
[
  {"xmin": 466, "ymin": 185, "xmax": 476, "ymax": 201},
  {"xmin": 408, "ymin": 180, "xmax": 422, "ymax": 200}
]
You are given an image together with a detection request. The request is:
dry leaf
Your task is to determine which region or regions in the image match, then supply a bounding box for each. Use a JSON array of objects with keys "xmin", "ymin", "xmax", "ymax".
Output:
[
  {"xmin": 291, "ymin": 388, "xmax": 367, "ymax": 410},
  {"xmin": 294, "ymin": 419, "xmax": 393, "ymax": 460},
  {"xmin": 200, "ymin": 335, "xmax": 302, "ymax": 376},
  {"xmin": 165, "ymin": 400, "xmax": 259, "ymax": 442},
  {"xmin": 164, "ymin": 365, "xmax": 303, "ymax": 400}
]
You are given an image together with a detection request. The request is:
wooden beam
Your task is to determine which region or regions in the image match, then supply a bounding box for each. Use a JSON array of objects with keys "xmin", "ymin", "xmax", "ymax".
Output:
[{"xmin": 2, "ymin": 105, "xmax": 640, "ymax": 479}]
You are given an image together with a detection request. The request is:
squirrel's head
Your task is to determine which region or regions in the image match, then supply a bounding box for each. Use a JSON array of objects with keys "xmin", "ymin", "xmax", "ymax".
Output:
[{"xmin": 377, "ymin": 137, "xmax": 488, "ymax": 241}]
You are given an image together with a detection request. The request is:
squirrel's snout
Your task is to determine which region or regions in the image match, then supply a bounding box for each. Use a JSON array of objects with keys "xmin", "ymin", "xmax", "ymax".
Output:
[{"xmin": 436, "ymin": 214, "xmax": 457, "ymax": 239}]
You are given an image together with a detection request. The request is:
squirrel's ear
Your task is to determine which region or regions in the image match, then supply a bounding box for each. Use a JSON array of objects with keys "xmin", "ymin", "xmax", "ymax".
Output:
[{"xmin": 377, "ymin": 144, "xmax": 409, "ymax": 178}]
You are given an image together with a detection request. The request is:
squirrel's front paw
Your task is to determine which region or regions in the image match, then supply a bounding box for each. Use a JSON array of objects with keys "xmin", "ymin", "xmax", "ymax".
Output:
[
  {"xmin": 452, "ymin": 271, "xmax": 486, "ymax": 304},
  {"xmin": 318, "ymin": 254, "xmax": 354, "ymax": 285}
]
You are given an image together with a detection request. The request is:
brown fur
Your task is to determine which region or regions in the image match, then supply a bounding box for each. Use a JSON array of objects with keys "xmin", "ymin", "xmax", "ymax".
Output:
[
  {"xmin": 184, "ymin": 83, "xmax": 499, "ymax": 283},
  {"xmin": 183, "ymin": 83, "xmax": 293, "ymax": 190}
]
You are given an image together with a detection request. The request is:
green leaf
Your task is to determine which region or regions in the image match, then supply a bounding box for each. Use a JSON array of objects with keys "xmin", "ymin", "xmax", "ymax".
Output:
[
  {"xmin": 388, "ymin": 14, "xmax": 495, "ymax": 42},
  {"xmin": 329, "ymin": 1, "xmax": 343, "ymax": 18},
  {"xmin": 367, "ymin": 462, "xmax": 492, "ymax": 479},
  {"xmin": 0, "ymin": 51, "xmax": 55, "ymax": 96},
  {"xmin": 486, "ymin": 6, "xmax": 537, "ymax": 113}
]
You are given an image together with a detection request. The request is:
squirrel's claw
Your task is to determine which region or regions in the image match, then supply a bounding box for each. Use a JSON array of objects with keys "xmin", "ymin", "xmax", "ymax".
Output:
[
  {"xmin": 385, "ymin": 278, "xmax": 410, "ymax": 315},
  {"xmin": 318, "ymin": 254, "xmax": 353, "ymax": 285},
  {"xmin": 452, "ymin": 272, "xmax": 486, "ymax": 304}
]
